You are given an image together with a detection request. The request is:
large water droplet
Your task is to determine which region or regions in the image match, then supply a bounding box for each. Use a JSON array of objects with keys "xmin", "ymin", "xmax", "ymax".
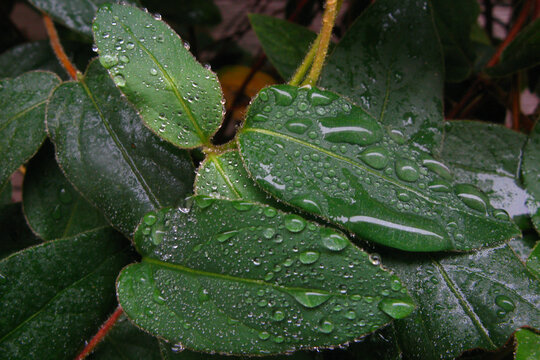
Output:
[
  {"xmin": 284, "ymin": 214, "xmax": 306, "ymax": 233},
  {"xmin": 272, "ymin": 310, "xmax": 285, "ymax": 321},
  {"xmin": 422, "ymin": 158, "xmax": 452, "ymax": 180},
  {"xmin": 493, "ymin": 209, "xmax": 510, "ymax": 220},
  {"xmin": 428, "ymin": 179, "xmax": 451, "ymax": 192},
  {"xmin": 272, "ymin": 87, "xmax": 295, "ymax": 106},
  {"xmin": 113, "ymin": 74, "xmax": 126, "ymax": 87},
  {"xmin": 359, "ymin": 146, "xmax": 389, "ymax": 169},
  {"xmin": 194, "ymin": 196, "xmax": 214, "ymax": 209},
  {"xmin": 378, "ymin": 298, "xmax": 415, "ymax": 319},
  {"xmin": 454, "ymin": 184, "xmax": 489, "ymax": 213},
  {"xmin": 299, "ymin": 250, "xmax": 320, "ymax": 264},
  {"xmin": 286, "ymin": 289, "xmax": 332, "ymax": 308},
  {"xmin": 100, "ymin": 54, "xmax": 118, "ymax": 68},
  {"xmin": 319, "ymin": 113, "xmax": 383, "ymax": 146},
  {"xmin": 232, "ymin": 201, "xmax": 253, "ymax": 211},
  {"xmin": 58, "ymin": 188, "xmax": 72, "ymax": 204},
  {"xmin": 215, "ymin": 230, "xmax": 238, "ymax": 243},
  {"xmin": 495, "ymin": 294, "xmax": 515, "ymax": 312},
  {"xmin": 258, "ymin": 331, "xmax": 270, "ymax": 340},
  {"xmin": 309, "ymin": 90, "xmax": 336, "ymax": 106},
  {"xmin": 153, "ymin": 288, "xmax": 166, "ymax": 305},
  {"xmin": 318, "ymin": 319, "xmax": 334, "ymax": 333},
  {"xmin": 321, "ymin": 229, "xmax": 348, "ymax": 251},
  {"xmin": 395, "ymin": 159, "xmax": 420, "ymax": 182},
  {"xmin": 285, "ymin": 119, "xmax": 311, "ymax": 134},
  {"xmin": 198, "ymin": 288, "xmax": 210, "ymax": 302},
  {"xmin": 143, "ymin": 212, "xmax": 157, "ymax": 225}
]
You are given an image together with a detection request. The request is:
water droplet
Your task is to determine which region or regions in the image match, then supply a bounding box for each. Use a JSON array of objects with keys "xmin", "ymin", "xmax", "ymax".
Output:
[
  {"xmin": 495, "ymin": 295, "xmax": 515, "ymax": 312},
  {"xmin": 344, "ymin": 310, "xmax": 356, "ymax": 320},
  {"xmin": 359, "ymin": 146, "xmax": 389, "ymax": 169},
  {"xmin": 144, "ymin": 212, "xmax": 157, "ymax": 225},
  {"xmin": 263, "ymin": 228, "xmax": 276, "ymax": 239},
  {"xmin": 272, "ymin": 87, "xmax": 295, "ymax": 106},
  {"xmin": 285, "ymin": 119, "xmax": 311, "ymax": 134},
  {"xmin": 319, "ymin": 114, "xmax": 383, "ymax": 146},
  {"xmin": 126, "ymin": 42, "xmax": 135, "ymax": 49},
  {"xmin": 232, "ymin": 201, "xmax": 252, "ymax": 211},
  {"xmin": 273, "ymin": 335, "xmax": 284, "ymax": 343},
  {"xmin": 291, "ymin": 196, "xmax": 322, "ymax": 214},
  {"xmin": 259, "ymin": 90, "xmax": 269, "ymax": 101},
  {"xmin": 113, "ymin": 74, "xmax": 126, "ymax": 87},
  {"xmin": 150, "ymin": 68, "xmax": 158, "ymax": 76},
  {"xmin": 91, "ymin": 44, "xmax": 98, "ymax": 52},
  {"xmin": 284, "ymin": 214, "xmax": 306, "ymax": 233},
  {"xmin": 99, "ymin": 54, "xmax": 118, "ymax": 68},
  {"xmin": 171, "ymin": 343, "xmax": 185, "ymax": 352},
  {"xmin": 253, "ymin": 113, "xmax": 268, "ymax": 122},
  {"xmin": 58, "ymin": 188, "xmax": 72, "ymax": 204},
  {"xmin": 194, "ymin": 196, "xmax": 214, "ymax": 209},
  {"xmin": 389, "ymin": 129, "xmax": 406, "ymax": 144},
  {"xmin": 119, "ymin": 55, "xmax": 130, "ymax": 63},
  {"xmin": 286, "ymin": 289, "xmax": 332, "ymax": 308},
  {"xmin": 454, "ymin": 184, "xmax": 488, "ymax": 213},
  {"xmin": 264, "ymin": 207, "xmax": 277, "ymax": 218},
  {"xmin": 321, "ymin": 229, "xmax": 348, "ymax": 251},
  {"xmin": 422, "ymin": 158, "xmax": 452, "ymax": 180},
  {"xmin": 318, "ymin": 319, "xmax": 334, "ymax": 333},
  {"xmin": 378, "ymin": 298, "xmax": 415, "ymax": 319},
  {"xmin": 258, "ymin": 331, "xmax": 270, "ymax": 340},
  {"xmin": 0, "ymin": 273, "xmax": 6, "ymax": 284},
  {"xmin": 299, "ymin": 250, "xmax": 320, "ymax": 264},
  {"xmin": 215, "ymin": 230, "xmax": 238, "ymax": 243},
  {"xmin": 153, "ymin": 288, "xmax": 166, "ymax": 304},
  {"xmin": 153, "ymin": 13, "xmax": 162, "ymax": 20},
  {"xmin": 309, "ymin": 90, "xmax": 335, "ymax": 106},
  {"xmin": 428, "ymin": 179, "xmax": 451, "ymax": 192},
  {"xmin": 395, "ymin": 159, "xmax": 420, "ymax": 182},
  {"xmin": 272, "ymin": 310, "xmax": 285, "ymax": 321},
  {"xmin": 198, "ymin": 288, "xmax": 210, "ymax": 302},
  {"xmin": 369, "ymin": 253, "xmax": 381, "ymax": 266},
  {"xmin": 493, "ymin": 209, "xmax": 510, "ymax": 220}
]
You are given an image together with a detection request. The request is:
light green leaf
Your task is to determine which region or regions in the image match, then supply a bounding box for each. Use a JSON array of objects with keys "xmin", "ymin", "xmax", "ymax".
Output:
[
  {"xmin": 438, "ymin": 120, "xmax": 530, "ymax": 229},
  {"xmin": 523, "ymin": 120, "xmax": 540, "ymax": 234},
  {"xmin": 117, "ymin": 197, "xmax": 413, "ymax": 355},
  {"xmin": 22, "ymin": 143, "xmax": 108, "ymax": 240},
  {"xmin": 527, "ymin": 242, "xmax": 540, "ymax": 279},
  {"xmin": 47, "ymin": 59, "xmax": 195, "ymax": 236},
  {"xmin": 514, "ymin": 328, "xmax": 540, "ymax": 360},
  {"xmin": 93, "ymin": 3, "xmax": 224, "ymax": 148},
  {"xmin": 0, "ymin": 71, "xmax": 61, "ymax": 187},
  {"xmin": 0, "ymin": 203, "xmax": 41, "ymax": 260},
  {"xmin": 320, "ymin": 0, "xmax": 444, "ymax": 152},
  {"xmin": 0, "ymin": 228, "xmax": 132, "ymax": 359},
  {"xmin": 238, "ymin": 85, "xmax": 520, "ymax": 252}
]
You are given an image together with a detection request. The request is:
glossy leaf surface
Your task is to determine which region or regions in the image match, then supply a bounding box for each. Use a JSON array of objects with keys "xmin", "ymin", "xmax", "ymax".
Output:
[
  {"xmin": 0, "ymin": 71, "xmax": 60, "ymax": 187},
  {"xmin": 238, "ymin": 85, "xmax": 520, "ymax": 252},
  {"xmin": 118, "ymin": 197, "xmax": 413, "ymax": 355},
  {"xmin": 0, "ymin": 41, "xmax": 67, "ymax": 79},
  {"xmin": 22, "ymin": 144, "xmax": 108, "ymax": 240},
  {"xmin": 438, "ymin": 121, "xmax": 530, "ymax": 228},
  {"xmin": 47, "ymin": 60, "xmax": 195, "ymax": 236},
  {"xmin": 320, "ymin": 0, "xmax": 444, "ymax": 152},
  {"xmin": 514, "ymin": 328, "xmax": 540, "ymax": 360},
  {"xmin": 384, "ymin": 244, "xmax": 540, "ymax": 359},
  {"xmin": 0, "ymin": 228, "xmax": 131, "ymax": 359},
  {"xmin": 0, "ymin": 203, "xmax": 41, "ymax": 260},
  {"xmin": 249, "ymin": 14, "xmax": 318, "ymax": 80},
  {"xmin": 523, "ymin": 120, "xmax": 540, "ymax": 234},
  {"xmin": 93, "ymin": 3, "xmax": 224, "ymax": 148}
]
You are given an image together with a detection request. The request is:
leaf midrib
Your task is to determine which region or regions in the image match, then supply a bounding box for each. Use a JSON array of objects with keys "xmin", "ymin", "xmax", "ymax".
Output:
[{"xmin": 209, "ymin": 154, "xmax": 242, "ymax": 199}]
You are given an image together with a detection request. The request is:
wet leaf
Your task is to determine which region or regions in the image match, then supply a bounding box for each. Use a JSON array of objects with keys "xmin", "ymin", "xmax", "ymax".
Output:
[
  {"xmin": 22, "ymin": 143, "xmax": 108, "ymax": 240},
  {"xmin": 321, "ymin": 0, "xmax": 444, "ymax": 152},
  {"xmin": 238, "ymin": 85, "xmax": 520, "ymax": 252},
  {"xmin": 0, "ymin": 71, "xmax": 61, "ymax": 187},
  {"xmin": 93, "ymin": 3, "xmax": 224, "ymax": 148},
  {"xmin": 47, "ymin": 60, "xmax": 195, "ymax": 236},
  {"xmin": 514, "ymin": 328, "xmax": 540, "ymax": 360},
  {"xmin": 527, "ymin": 242, "xmax": 540, "ymax": 279},
  {"xmin": 0, "ymin": 41, "xmax": 67, "ymax": 79},
  {"xmin": 523, "ymin": 120, "xmax": 540, "ymax": 234},
  {"xmin": 509, "ymin": 232, "xmax": 538, "ymax": 262},
  {"xmin": 0, "ymin": 203, "xmax": 41, "ymax": 260},
  {"xmin": 0, "ymin": 227, "xmax": 132, "ymax": 359},
  {"xmin": 384, "ymin": 244, "xmax": 540, "ymax": 360},
  {"xmin": 117, "ymin": 197, "xmax": 413, "ymax": 355},
  {"xmin": 438, "ymin": 121, "xmax": 530, "ymax": 229}
]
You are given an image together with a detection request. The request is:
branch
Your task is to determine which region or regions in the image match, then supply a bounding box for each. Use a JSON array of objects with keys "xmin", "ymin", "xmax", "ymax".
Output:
[{"xmin": 42, "ymin": 13, "xmax": 78, "ymax": 80}]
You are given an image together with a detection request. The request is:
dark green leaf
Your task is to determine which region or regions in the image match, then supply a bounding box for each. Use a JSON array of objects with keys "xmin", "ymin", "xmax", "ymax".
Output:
[
  {"xmin": 249, "ymin": 14, "xmax": 318, "ymax": 80},
  {"xmin": 527, "ymin": 242, "xmax": 540, "ymax": 279},
  {"xmin": 509, "ymin": 232, "xmax": 539, "ymax": 262},
  {"xmin": 320, "ymin": 0, "xmax": 444, "ymax": 152},
  {"xmin": 93, "ymin": 3, "xmax": 224, "ymax": 148},
  {"xmin": 384, "ymin": 244, "xmax": 540, "ymax": 360},
  {"xmin": 438, "ymin": 121, "xmax": 530, "ymax": 229},
  {"xmin": 27, "ymin": 0, "xmax": 138, "ymax": 37},
  {"xmin": 431, "ymin": 0, "xmax": 480, "ymax": 82},
  {"xmin": 22, "ymin": 143, "xmax": 108, "ymax": 240},
  {"xmin": 0, "ymin": 203, "xmax": 41, "ymax": 260},
  {"xmin": 514, "ymin": 328, "xmax": 540, "ymax": 360},
  {"xmin": 0, "ymin": 71, "xmax": 61, "ymax": 187},
  {"xmin": 238, "ymin": 85, "xmax": 520, "ymax": 252},
  {"xmin": 0, "ymin": 228, "xmax": 132, "ymax": 359},
  {"xmin": 488, "ymin": 19, "xmax": 540, "ymax": 77},
  {"xmin": 0, "ymin": 180, "xmax": 11, "ymax": 206},
  {"xmin": 0, "ymin": 41, "xmax": 67, "ymax": 79},
  {"xmin": 118, "ymin": 197, "xmax": 414, "ymax": 355},
  {"xmin": 142, "ymin": 0, "xmax": 221, "ymax": 26},
  {"xmin": 523, "ymin": 120, "xmax": 540, "ymax": 234},
  {"xmin": 47, "ymin": 59, "xmax": 195, "ymax": 236}
]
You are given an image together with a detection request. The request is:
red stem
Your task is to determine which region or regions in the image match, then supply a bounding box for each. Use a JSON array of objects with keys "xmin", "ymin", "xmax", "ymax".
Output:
[
  {"xmin": 42, "ymin": 13, "xmax": 78, "ymax": 80},
  {"xmin": 75, "ymin": 306, "xmax": 123, "ymax": 360}
]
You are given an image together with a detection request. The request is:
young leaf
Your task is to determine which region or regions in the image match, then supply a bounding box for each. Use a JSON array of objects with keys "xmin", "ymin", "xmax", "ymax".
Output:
[
  {"xmin": 249, "ymin": 14, "xmax": 318, "ymax": 80},
  {"xmin": 238, "ymin": 85, "xmax": 520, "ymax": 252},
  {"xmin": 320, "ymin": 0, "xmax": 444, "ymax": 152},
  {"xmin": 523, "ymin": 120, "xmax": 540, "ymax": 234},
  {"xmin": 0, "ymin": 41, "xmax": 67, "ymax": 79},
  {"xmin": 0, "ymin": 228, "xmax": 132, "ymax": 359},
  {"xmin": 438, "ymin": 121, "xmax": 530, "ymax": 229},
  {"xmin": 514, "ymin": 328, "xmax": 540, "ymax": 360},
  {"xmin": 47, "ymin": 59, "xmax": 195, "ymax": 236},
  {"xmin": 384, "ymin": 243, "xmax": 540, "ymax": 360},
  {"xmin": 93, "ymin": 3, "xmax": 224, "ymax": 148},
  {"xmin": 0, "ymin": 203, "xmax": 41, "ymax": 260},
  {"xmin": 527, "ymin": 242, "xmax": 540, "ymax": 279},
  {"xmin": 117, "ymin": 197, "xmax": 414, "ymax": 355},
  {"xmin": 0, "ymin": 71, "xmax": 61, "ymax": 187},
  {"xmin": 22, "ymin": 143, "xmax": 108, "ymax": 240}
]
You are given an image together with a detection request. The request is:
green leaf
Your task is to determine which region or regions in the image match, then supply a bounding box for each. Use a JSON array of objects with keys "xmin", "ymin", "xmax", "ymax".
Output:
[
  {"xmin": 431, "ymin": 0, "xmax": 480, "ymax": 82},
  {"xmin": 488, "ymin": 19, "xmax": 540, "ymax": 77},
  {"xmin": 0, "ymin": 203, "xmax": 41, "ymax": 260},
  {"xmin": 0, "ymin": 71, "xmax": 61, "ymax": 187},
  {"xmin": 0, "ymin": 180, "xmax": 11, "ymax": 206},
  {"xmin": 514, "ymin": 328, "xmax": 540, "ymax": 360},
  {"xmin": 523, "ymin": 120, "xmax": 540, "ymax": 234},
  {"xmin": 117, "ymin": 197, "xmax": 414, "ymax": 355},
  {"xmin": 0, "ymin": 41, "xmax": 67, "ymax": 79},
  {"xmin": 27, "ymin": 0, "xmax": 138, "ymax": 37},
  {"xmin": 93, "ymin": 3, "xmax": 224, "ymax": 148},
  {"xmin": 142, "ymin": 0, "xmax": 222, "ymax": 26},
  {"xmin": 249, "ymin": 14, "xmax": 318, "ymax": 80},
  {"xmin": 384, "ymin": 243, "xmax": 540, "ymax": 360},
  {"xmin": 238, "ymin": 85, "xmax": 520, "ymax": 252},
  {"xmin": 438, "ymin": 120, "xmax": 530, "ymax": 229},
  {"xmin": 509, "ymin": 232, "xmax": 539, "ymax": 262},
  {"xmin": 0, "ymin": 228, "xmax": 132, "ymax": 359},
  {"xmin": 326, "ymin": 325, "xmax": 402, "ymax": 360},
  {"xmin": 527, "ymin": 242, "xmax": 540, "ymax": 279},
  {"xmin": 46, "ymin": 59, "xmax": 195, "ymax": 236},
  {"xmin": 320, "ymin": 0, "xmax": 444, "ymax": 152},
  {"xmin": 22, "ymin": 143, "xmax": 108, "ymax": 240}
]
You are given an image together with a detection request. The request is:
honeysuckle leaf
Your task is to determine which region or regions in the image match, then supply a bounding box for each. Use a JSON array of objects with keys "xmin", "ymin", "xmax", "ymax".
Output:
[
  {"xmin": 0, "ymin": 203, "xmax": 41, "ymax": 260},
  {"xmin": 46, "ymin": 59, "xmax": 195, "ymax": 236},
  {"xmin": 117, "ymin": 196, "xmax": 414, "ymax": 355},
  {"xmin": 438, "ymin": 120, "xmax": 530, "ymax": 229},
  {"xmin": 142, "ymin": 0, "xmax": 222, "ymax": 26},
  {"xmin": 22, "ymin": 144, "xmax": 108, "ymax": 240},
  {"xmin": 527, "ymin": 242, "xmax": 540, "ymax": 279},
  {"xmin": 0, "ymin": 228, "xmax": 132, "ymax": 359},
  {"xmin": 0, "ymin": 41, "xmax": 67, "ymax": 79},
  {"xmin": 509, "ymin": 232, "xmax": 538, "ymax": 262},
  {"xmin": 320, "ymin": 0, "xmax": 444, "ymax": 152},
  {"xmin": 384, "ymin": 243, "xmax": 540, "ymax": 360},
  {"xmin": 238, "ymin": 85, "xmax": 520, "ymax": 252},
  {"xmin": 0, "ymin": 180, "xmax": 10, "ymax": 206},
  {"xmin": 514, "ymin": 328, "xmax": 540, "ymax": 360},
  {"xmin": 523, "ymin": 120, "xmax": 540, "ymax": 234},
  {"xmin": 0, "ymin": 71, "xmax": 61, "ymax": 187},
  {"xmin": 93, "ymin": 3, "xmax": 224, "ymax": 148}
]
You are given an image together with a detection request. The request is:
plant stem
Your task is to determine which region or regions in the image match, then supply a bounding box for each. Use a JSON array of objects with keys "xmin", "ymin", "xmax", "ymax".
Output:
[
  {"xmin": 289, "ymin": 33, "xmax": 321, "ymax": 86},
  {"xmin": 301, "ymin": 0, "xmax": 341, "ymax": 86},
  {"xmin": 74, "ymin": 306, "xmax": 123, "ymax": 360},
  {"xmin": 42, "ymin": 13, "xmax": 79, "ymax": 80}
]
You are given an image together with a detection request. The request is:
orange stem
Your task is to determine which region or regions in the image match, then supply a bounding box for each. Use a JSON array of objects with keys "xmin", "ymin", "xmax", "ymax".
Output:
[
  {"xmin": 74, "ymin": 306, "xmax": 123, "ymax": 360},
  {"xmin": 42, "ymin": 13, "xmax": 78, "ymax": 80}
]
